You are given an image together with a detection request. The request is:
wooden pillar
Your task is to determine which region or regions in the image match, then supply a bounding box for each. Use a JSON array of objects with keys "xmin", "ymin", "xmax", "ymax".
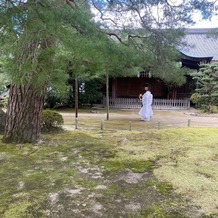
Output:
[
  {"xmin": 172, "ymin": 88, "xmax": 177, "ymax": 99},
  {"xmin": 75, "ymin": 73, "xmax": 78, "ymax": 118},
  {"xmin": 106, "ymin": 73, "xmax": 109, "ymax": 121},
  {"xmin": 111, "ymin": 78, "xmax": 117, "ymax": 99}
]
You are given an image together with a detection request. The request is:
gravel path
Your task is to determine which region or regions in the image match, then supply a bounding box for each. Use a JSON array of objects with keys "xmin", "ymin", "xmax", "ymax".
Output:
[{"xmin": 61, "ymin": 108, "xmax": 218, "ymax": 130}]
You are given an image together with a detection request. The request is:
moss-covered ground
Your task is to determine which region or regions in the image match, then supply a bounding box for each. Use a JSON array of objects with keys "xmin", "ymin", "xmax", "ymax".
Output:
[{"xmin": 0, "ymin": 109, "xmax": 218, "ymax": 217}]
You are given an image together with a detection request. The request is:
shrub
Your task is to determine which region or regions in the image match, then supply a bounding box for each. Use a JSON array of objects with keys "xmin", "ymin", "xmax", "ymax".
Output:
[
  {"xmin": 201, "ymin": 104, "xmax": 209, "ymax": 112},
  {"xmin": 190, "ymin": 93, "xmax": 201, "ymax": 104},
  {"xmin": 44, "ymin": 90, "xmax": 69, "ymax": 109},
  {"xmin": 0, "ymin": 96, "xmax": 9, "ymax": 108},
  {"xmin": 208, "ymin": 105, "xmax": 218, "ymax": 113},
  {"xmin": 41, "ymin": 109, "xmax": 64, "ymax": 132}
]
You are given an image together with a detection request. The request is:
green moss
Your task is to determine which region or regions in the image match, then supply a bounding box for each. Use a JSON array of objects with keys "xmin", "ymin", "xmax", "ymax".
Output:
[
  {"xmin": 3, "ymin": 201, "xmax": 32, "ymax": 218},
  {"xmin": 98, "ymin": 183, "xmax": 137, "ymax": 199},
  {"xmin": 128, "ymin": 159, "xmax": 155, "ymax": 173},
  {"xmin": 104, "ymin": 159, "xmax": 155, "ymax": 174},
  {"xmin": 140, "ymin": 205, "xmax": 188, "ymax": 218},
  {"xmin": 145, "ymin": 180, "xmax": 173, "ymax": 196},
  {"xmin": 98, "ymin": 183, "xmax": 119, "ymax": 196},
  {"xmin": 75, "ymin": 179, "xmax": 99, "ymax": 189},
  {"xmin": 1, "ymin": 127, "xmax": 218, "ymax": 216},
  {"xmin": 202, "ymin": 214, "xmax": 218, "ymax": 218},
  {"xmin": 140, "ymin": 205, "xmax": 167, "ymax": 217},
  {"xmin": 3, "ymin": 190, "xmax": 48, "ymax": 217},
  {"xmin": 24, "ymin": 173, "xmax": 51, "ymax": 190},
  {"xmin": 0, "ymin": 192, "xmax": 13, "ymax": 215}
]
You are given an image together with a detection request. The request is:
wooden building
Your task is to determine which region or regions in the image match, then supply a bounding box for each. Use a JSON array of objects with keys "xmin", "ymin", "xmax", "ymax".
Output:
[
  {"xmin": 111, "ymin": 73, "xmax": 167, "ymax": 99},
  {"xmin": 108, "ymin": 28, "xmax": 218, "ymax": 109}
]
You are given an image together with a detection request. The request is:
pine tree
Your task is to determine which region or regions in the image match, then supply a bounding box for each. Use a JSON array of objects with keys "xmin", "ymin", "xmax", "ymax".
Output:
[
  {"xmin": 0, "ymin": 0, "xmax": 216, "ymax": 143},
  {"xmin": 0, "ymin": 0, "xmax": 105, "ymax": 143},
  {"xmin": 191, "ymin": 63, "xmax": 218, "ymax": 111}
]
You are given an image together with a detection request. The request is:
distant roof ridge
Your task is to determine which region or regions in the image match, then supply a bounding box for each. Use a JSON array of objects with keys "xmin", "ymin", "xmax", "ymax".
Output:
[
  {"xmin": 180, "ymin": 27, "xmax": 218, "ymax": 61},
  {"xmin": 185, "ymin": 28, "xmax": 218, "ymax": 34}
]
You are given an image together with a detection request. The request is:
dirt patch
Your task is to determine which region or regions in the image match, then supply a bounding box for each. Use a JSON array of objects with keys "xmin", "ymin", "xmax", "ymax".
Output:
[
  {"xmin": 61, "ymin": 108, "xmax": 218, "ymax": 131},
  {"xmin": 46, "ymin": 166, "xmax": 205, "ymax": 218},
  {"xmin": 112, "ymin": 169, "xmax": 149, "ymax": 184}
]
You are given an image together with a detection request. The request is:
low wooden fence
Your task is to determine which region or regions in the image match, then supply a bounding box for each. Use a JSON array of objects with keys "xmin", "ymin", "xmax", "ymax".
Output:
[
  {"xmin": 153, "ymin": 98, "xmax": 190, "ymax": 110},
  {"xmin": 104, "ymin": 97, "xmax": 190, "ymax": 110}
]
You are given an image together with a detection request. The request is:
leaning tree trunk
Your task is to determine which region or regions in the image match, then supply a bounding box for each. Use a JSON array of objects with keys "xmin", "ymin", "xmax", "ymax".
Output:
[{"xmin": 3, "ymin": 84, "xmax": 46, "ymax": 143}]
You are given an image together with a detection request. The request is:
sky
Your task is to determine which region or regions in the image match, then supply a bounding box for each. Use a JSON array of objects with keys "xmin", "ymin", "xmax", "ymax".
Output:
[
  {"xmin": 192, "ymin": 15, "xmax": 218, "ymax": 28},
  {"xmin": 92, "ymin": 0, "xmax": 218, "ymax": 29},
  {"xmin": 171, "ymin": 0, "xmax": 218, "ymax": 28}
]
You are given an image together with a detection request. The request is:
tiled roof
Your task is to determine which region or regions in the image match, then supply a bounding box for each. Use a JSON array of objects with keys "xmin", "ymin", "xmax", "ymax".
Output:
[{"xmin": 180, "ymin": 28, "xmax": 218, "ymax": 61}]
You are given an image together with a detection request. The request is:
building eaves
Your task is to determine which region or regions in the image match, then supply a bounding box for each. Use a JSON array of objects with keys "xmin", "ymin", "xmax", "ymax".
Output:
[{"xmin": 180, "ymin": 28, "xmax": 218, "ymax": 61}]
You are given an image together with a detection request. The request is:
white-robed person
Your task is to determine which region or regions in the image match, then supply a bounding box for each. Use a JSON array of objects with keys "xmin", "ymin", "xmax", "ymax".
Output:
[{"xmin": 139, "ymin": 83, "xmax": 153, "ymax": 121}]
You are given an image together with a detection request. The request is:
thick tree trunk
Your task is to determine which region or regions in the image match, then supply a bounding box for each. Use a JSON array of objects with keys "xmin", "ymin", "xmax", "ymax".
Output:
[{"xmin": 3, "ymin": 84, "xmax": 46, "ymax": 143}]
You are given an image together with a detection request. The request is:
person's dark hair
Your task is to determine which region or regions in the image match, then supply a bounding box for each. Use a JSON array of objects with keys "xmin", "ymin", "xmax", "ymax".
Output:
[{"xmin": 145, "ymin": 83, "xmax": 150, "ymax": 88}]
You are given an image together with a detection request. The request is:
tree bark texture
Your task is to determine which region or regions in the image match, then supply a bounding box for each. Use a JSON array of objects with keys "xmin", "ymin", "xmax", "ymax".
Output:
[{"xmin": 3, "ymin": 84, "xmax": 46, "ymax": 143}]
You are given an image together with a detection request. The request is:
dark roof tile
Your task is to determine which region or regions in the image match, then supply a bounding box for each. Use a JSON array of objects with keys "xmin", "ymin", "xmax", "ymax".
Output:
[{"xmin": 180, "ymin": 28, "xmax": 218, "ymax": 61}]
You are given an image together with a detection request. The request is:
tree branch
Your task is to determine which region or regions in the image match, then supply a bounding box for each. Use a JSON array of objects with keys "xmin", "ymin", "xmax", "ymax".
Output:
[
  {"xmin": 91, "ymin": 0, "xmax": 117, "ymax": 26},
  {"xmin": 106, "ymin": 32, "xmax": 123, "ymax": 43},
  {"xmin": 66, "ymin": 0, "xmax": 77, "ymax": 10}
]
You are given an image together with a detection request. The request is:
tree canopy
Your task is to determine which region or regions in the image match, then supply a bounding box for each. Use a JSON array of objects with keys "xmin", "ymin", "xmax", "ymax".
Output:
[
  {"xmin": 190, "ymin": 63, "xmax": 218, "ymax": 112},
  {"xmin": 0, "ymin": 0, "xmax": 217, "ymax": 143},
  {"xmin": 0, "ymin": 0, "xmax": 217, "ymax": 89}
]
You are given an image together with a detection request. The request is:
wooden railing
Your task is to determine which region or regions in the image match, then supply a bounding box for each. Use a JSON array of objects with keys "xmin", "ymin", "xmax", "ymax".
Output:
[
  {"xmin": 152, "ymin": 98, "xmax": 190, "ymax": 109},
  {"xmin": 103, "ymin": 97, "xmax": 190, "ymax": 110}
]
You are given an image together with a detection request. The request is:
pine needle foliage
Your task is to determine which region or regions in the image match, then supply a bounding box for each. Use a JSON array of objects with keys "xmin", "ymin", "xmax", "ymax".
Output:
[
  {"xmin": 0, "ymin": 0, "xmax": 140, "ymax": 94},
  {"xmin": 1, "ymin": 0, "xmax": 216, "ymax": 92},
  {"xmin": 191, "ymin": 63, "xmax": 218, "ymax": 111}
]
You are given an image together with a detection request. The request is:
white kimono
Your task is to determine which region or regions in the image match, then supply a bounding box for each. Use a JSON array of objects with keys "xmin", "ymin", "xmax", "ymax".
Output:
[{"xmin": 139, "ymin": 91, "xmax": 153, "ymax": 121}]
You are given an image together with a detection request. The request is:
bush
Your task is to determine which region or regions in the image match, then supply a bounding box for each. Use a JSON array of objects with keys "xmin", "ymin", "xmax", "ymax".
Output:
[
  {"xmin": 0, "ymin": 96, "xmax": 9, "ymax": 108},
  {"xmin": 41, "ymin": 109, "xmax": 64, "ymax": 132},
  {"xmin": 208, "ymin": 105, "xmax": 218, "ymax": 113},
  {"xmin": 190, "ymin": 93, "xmax": 201, "ymax": 104},
  {"xmin": 44, "ymin": 90, "xmax": 69, "ymax": 109}
]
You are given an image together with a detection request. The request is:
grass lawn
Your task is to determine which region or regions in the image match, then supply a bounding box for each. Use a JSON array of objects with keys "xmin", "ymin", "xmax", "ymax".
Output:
[{"xmin": 0, "ymin": 116, "xmax": 218, "ymax": 217}]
